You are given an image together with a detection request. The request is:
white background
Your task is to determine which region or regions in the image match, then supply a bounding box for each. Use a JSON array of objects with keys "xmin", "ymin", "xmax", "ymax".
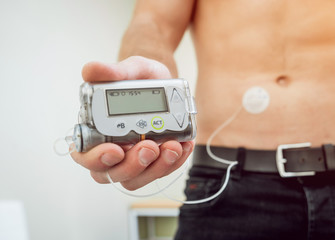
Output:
[{"xmin": 0, "ymin": 0, "xmax": 197, "ymax": 239}]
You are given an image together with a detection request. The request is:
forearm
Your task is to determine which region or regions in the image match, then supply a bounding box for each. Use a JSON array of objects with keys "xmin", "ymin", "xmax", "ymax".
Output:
[{"xmin": 118, "ymin": 17, "xmax": 178, "ymax": 77}]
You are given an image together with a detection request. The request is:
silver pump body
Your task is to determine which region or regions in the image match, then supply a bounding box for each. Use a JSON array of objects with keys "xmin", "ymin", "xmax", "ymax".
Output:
[{"xmin": 73, "ymin": 79, "xmax": 197, "ymax": 152}]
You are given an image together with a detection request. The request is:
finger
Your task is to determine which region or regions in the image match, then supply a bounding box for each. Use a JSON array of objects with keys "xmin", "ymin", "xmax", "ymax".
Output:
[
  {"xmin": 117, "ymin": 56, "xmax": 172, "ymax": 79},
  {"xmin": 107, "ymin": 140, "xmax": 160, "ymax": 183},
  {"xmin": 120, "ymin": 144, "xmax": 135, "ymax": 152},
  {"xmin": 89, "ymin": 141, "xmax": 194, "ymax": 185},
  {"xmin": 163, "ymin": 141, "xmax": 194, "ymax": 176},
  {"xmin": 120, "ymin": 141, "xmax": 194, "ymax": 191},
  {"xmin": 90, "ymin": 170, "xmax": 110, "ymax": 184},
  {"xmin": 82, "ymin": 56, "xmax": 172, "ymax": 82},
  {"xmin": 70, "ymin": 143, "xmax": 125, "ymax": 172}
]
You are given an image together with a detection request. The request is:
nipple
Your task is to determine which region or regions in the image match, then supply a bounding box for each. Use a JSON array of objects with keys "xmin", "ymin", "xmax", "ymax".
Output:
[{"xmin": 242, "ymin": 86, "xmax": 270, "ymax": 114}]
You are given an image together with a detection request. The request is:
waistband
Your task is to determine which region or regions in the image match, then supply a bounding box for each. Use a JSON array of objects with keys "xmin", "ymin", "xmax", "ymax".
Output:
[{"xmin": 192, "ymin": 144, "xmax": 335, "ymax": 177}]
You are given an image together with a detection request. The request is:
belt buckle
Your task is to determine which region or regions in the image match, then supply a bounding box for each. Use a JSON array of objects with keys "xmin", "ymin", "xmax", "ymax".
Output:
[{"xmin": 276, "ymin": 142, "xmax": 316, "ymax": 177}]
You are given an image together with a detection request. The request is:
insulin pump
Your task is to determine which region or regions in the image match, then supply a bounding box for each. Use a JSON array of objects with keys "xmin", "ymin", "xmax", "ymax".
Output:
[
  {"xmin": 73, "ymin": 79, "xmax": 197, "ymax": 152},
  {"xmin": 55, "ymin": 80, "xmax": 270, "ymax": 204}
]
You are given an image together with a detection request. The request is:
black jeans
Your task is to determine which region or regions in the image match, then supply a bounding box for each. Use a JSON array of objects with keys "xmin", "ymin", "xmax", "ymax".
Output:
[{"xmin": 174, "ymin": 165, "xmax": 335, "ymax": 240}]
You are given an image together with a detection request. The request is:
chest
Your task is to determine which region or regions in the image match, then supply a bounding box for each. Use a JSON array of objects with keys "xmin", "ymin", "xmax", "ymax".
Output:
[{"xmin": 194, "ymin": 0, "xmax": 335, "ymax": 43}]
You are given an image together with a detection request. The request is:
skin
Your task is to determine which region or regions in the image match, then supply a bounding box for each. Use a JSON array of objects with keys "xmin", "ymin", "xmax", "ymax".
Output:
[{"xmin": 71, "ymin": 0, "xmax": 335, "ymax": 189}]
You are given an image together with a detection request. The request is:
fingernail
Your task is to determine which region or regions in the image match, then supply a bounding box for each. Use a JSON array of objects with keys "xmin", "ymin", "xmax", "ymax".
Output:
[
  {"xmin": 163, "ymin": 149, "xmax": 179, "ymax": 164},
  {"xmin": 139, "ymin": 148, "xmax": 157, "ymax": 166},
  {"xmin": 101, "ymin": 153, "xmax": 121, "ymax": 167},
  {"xmin": 183, "ymin": 142, "xmax": 192, "ymax": 152}
]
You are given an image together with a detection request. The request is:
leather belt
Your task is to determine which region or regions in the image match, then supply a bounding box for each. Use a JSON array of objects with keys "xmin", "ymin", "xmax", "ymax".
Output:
[{"xmin": 192, "ymin": 143, "xmax": 335, "ymax": 177}]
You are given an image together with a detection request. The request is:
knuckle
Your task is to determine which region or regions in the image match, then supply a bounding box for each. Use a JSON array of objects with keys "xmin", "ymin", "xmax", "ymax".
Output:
[{"xmin": 122, "ymin": 168, "xmax": 138, "ymax": 180}]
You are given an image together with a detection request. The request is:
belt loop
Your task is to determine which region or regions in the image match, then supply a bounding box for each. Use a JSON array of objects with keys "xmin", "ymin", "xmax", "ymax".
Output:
[
  {"xmin": 232, "ymin": 147, "xmax": 246, "ymax": 180},
  {"xmin": 322, "ymin": 144, "xmax": 335, "ymax": 171}
]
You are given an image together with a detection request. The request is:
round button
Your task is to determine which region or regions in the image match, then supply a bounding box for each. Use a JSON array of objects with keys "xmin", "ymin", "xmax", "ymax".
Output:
[{"xmin": 151, "ymin": 117, "xmax": 164, "ymax": 130}]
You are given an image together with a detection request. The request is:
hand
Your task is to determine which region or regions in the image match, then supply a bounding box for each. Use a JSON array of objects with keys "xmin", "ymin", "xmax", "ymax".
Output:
[{"xmin": 70, "ymin": 56, "xmax": 195, "ymax": 190}]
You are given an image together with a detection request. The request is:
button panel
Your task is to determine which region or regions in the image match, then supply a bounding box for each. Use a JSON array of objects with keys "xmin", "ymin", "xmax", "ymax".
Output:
[{"xmin": 92, "ymin": 81, "xmax": 193, "ymax": 137}]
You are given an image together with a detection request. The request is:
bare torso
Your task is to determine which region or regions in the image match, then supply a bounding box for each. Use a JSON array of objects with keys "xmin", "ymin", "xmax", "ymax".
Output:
[{"xmin": 192, "ymin": 0, "xmax": 335, "ymax": 149}]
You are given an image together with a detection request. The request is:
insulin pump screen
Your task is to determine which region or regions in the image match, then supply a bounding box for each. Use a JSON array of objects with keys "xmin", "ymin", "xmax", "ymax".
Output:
[{"xmin": 106, "ymin": 87, "xmax": 168, "ymax": 116}]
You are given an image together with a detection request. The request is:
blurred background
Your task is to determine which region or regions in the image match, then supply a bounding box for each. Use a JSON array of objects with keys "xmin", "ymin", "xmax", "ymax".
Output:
[{"xmin": 0, "ymin": 0, "xmax": 197, "ymax": 239}]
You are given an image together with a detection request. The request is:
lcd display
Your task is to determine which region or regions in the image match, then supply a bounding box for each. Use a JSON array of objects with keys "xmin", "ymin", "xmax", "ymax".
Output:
[{"xmin": 106, "ymin": 88, "xmax": 168, "ymax": 116}]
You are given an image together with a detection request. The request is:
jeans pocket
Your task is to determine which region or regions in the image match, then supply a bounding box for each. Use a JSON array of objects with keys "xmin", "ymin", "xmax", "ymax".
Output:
[{"xmin": 179, "ymin": 174, "xmax": 224, "ymax": 216}]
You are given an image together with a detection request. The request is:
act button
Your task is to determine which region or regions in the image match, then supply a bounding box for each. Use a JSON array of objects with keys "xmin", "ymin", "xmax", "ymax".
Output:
[{"xmin": 151, "ymin": 117, "xmax": 164, "ymax": 130}]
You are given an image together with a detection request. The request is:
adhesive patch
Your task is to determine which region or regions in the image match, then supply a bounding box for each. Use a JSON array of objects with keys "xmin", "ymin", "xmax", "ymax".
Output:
[{"xmin": 242, "ymin": 86, "xmax": 270, "ymax": 114}]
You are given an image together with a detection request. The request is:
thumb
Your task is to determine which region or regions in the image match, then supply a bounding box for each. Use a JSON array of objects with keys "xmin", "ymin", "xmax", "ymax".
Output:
[{"xmin": 82, "ymin": 56, "xmax": 172, "ymax": 82}]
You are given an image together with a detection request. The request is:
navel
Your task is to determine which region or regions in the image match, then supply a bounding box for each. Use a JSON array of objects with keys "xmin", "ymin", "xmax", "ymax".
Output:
[{"xmin": 275, "ymin": 75, "xmax": 291, "ymax": 87}]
